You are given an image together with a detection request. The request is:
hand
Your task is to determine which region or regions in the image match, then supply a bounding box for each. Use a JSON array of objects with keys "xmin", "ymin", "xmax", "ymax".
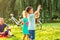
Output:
[
  {"xmin": 37, "ymin": 5, "xmax": 41, "ymax": 11},
  {"xmin": 0, "ymin": 32, "xmax": 5, "ymax": 35}
]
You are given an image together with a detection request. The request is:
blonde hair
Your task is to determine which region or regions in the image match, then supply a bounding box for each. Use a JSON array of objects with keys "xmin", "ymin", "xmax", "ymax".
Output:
[{"xmin": 22, "ymin": 10, "xmax": 27, "ymax": 18}]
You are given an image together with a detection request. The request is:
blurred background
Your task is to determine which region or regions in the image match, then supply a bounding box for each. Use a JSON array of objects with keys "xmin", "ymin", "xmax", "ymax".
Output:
[
  {"xmin": 0, "ymin": 0, "xmax": 60, "ymax": 40},
  {"xmin": 0, "ymin": 0, "xmax": 60, "ymax": 23}
]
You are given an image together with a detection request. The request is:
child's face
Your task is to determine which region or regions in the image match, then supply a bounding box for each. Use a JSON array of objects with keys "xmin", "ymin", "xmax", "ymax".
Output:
[
  {"xmin": 29, "ymin": 8, "xmax": 33, "ymax": 14},
  {"xmin": 0, "ymin": 18, "xmax": 4, "ymax": 25}
]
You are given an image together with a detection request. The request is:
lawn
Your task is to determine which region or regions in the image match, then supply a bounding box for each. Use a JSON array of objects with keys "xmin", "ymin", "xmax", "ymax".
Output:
[{"xmin": 0, "ymin": 23, "xmax": 60, "ymax": 40}]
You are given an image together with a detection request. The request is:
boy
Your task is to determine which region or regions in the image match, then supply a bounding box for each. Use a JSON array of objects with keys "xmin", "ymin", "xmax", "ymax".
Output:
[
  {"xmin": 25, "ymin": 5, "xmax": 41, "ymax": 40},
  {"xmin": 0, "ymin": 18, "xmax": 13, "ymax": 37}
]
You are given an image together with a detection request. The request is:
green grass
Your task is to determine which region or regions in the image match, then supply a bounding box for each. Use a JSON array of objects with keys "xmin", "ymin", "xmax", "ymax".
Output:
[{"xmin": 0, "ymin": 23, "xmax": 60, "ymax": 40}]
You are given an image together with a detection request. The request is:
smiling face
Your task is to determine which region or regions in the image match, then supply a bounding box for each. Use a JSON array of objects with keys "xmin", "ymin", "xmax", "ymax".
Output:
[{"xmin": 0, "ymin": 18, "xmax": 4, "ymax": 25}]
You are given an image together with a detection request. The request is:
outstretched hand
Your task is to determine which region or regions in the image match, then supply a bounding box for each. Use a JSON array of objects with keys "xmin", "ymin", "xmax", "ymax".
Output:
[{"xmin": 37, "ymin": 5, "xmax": 41, "ymax": 12}]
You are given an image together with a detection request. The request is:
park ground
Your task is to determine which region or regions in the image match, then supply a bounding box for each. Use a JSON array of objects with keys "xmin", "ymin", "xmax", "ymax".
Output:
[{"xmin": 0, "ymin": 23, "xmax": 60, "ymax": 40}]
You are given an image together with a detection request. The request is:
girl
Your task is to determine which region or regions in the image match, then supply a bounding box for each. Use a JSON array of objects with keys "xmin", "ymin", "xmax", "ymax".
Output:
[
  {"xmin": 25, "ymin": 5, "xmax": 41, "ymax": 40},
  {"xmin": 22, "ymin": 11, "xmax": 29, "ymax": 40}
]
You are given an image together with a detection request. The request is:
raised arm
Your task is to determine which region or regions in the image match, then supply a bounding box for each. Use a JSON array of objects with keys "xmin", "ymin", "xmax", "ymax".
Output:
[{"xmin": 34, "ymin": 5, "xmax": 41, "ymax": 16}]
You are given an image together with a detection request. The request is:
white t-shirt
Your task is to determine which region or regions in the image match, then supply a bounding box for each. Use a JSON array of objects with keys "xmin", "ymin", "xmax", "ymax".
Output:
[{"xmin": 28, "ymin": 14, "xmax": 35, "ymax": 30}]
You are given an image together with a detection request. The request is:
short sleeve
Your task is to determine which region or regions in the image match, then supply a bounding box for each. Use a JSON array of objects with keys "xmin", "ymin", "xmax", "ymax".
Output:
[{"xmin": 4, "ymin": 23, "xmax": 9, "ymax": 27}]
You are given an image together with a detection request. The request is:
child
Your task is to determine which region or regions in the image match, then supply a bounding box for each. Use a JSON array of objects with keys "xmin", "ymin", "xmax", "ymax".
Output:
[
  {"xmin": 25, "ymin": 5, "xmax": 41, "ymax": 40},
  {"xmin": 22, "ymin": 11, "xmax": 29, "ymax": 40},
  {"xmin": 0, "ymin": 18, "xmax": 13, "ymax": 37}
]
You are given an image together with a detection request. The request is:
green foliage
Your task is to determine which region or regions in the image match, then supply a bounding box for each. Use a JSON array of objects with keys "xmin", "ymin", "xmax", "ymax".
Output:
[
  {"xmin": 0, "ymin": 0, "xmax": 60, "ymax": 22},
  {"xmin": 0, "ymin": 23, "xmax": 60, "ymax": 40}
]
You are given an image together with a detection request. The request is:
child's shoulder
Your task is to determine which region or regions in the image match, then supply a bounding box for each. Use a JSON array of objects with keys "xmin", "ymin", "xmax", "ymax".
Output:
[
  {"xmin": 29, "ymin": 13, "xmax": 34, "ymax": 15},
  {"xmin": 23, "ymin": 18, "xmax": 26, "ymax": 19},
  {"xmin": 2, "ymin": 23, "xmax": 8, "ymax": 27},
  {"xmin": 23, "ymin": 18, "xmax": 27, "ymax": 20},
  {"xmin": 29, "ymin": 14, "xmax": 34, "ymax": 16},
  {"xmin": 29, "ymin": 14, "xmax": 35, "ymax": 17},
  {"xmin": 4, "ymin": 23, "xmax": 7, "ymax": 25},
  {"xmin": 22, "ymin": 18, "xmax": 28, "ymax": 22}
]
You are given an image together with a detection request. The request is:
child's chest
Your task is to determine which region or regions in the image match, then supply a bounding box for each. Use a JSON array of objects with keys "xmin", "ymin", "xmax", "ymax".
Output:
[{"xmin": 23, "ymin": 18, "xmax": 28, "ymax": 22}]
